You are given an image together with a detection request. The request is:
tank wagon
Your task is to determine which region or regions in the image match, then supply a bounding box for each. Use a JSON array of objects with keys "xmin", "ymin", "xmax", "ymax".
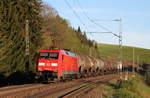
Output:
[
  {"xmin": 36, "ymin": 48, "xmax": 118, "ymax": 81},
  {"xmin": 78, "ymin": 56, "xmax": 105, "ymax": 77}
]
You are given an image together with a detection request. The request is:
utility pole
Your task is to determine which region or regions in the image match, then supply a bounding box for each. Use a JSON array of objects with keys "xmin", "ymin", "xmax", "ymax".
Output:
[
  {"xmin": 114, "ymin": 18, "xmax": 123, "ymax": 79},
  {"xmin": 90, "ymin": 47, "xmax": 92, "ymax": 57},
  {"xmin": 88, "ymin": 19, "xmax": 123, "ymax": 69},
  {"xmin": 114, "ymin": 19, "xmax": 123, "ymax": 70},
  {"xmin": 137, "ymin": 55, "xmax": 139, "ymax": 72},
  {"xmin": 132, "ymin": 47, "xmax": 135, "ymax": 73},
  {"xmin": 137, "ymin": 55, "xmax": 139, "ymax": 66},
  {"xmin": 87, "ymin": 18, "xmax": 123, "ymax": 79},
  {"xmin": 25, "ymin": 20, "xmax": 29, "ymax": 72},
  {"xmin": 120, "ymin": 19, "xmax": 122, "ymax": 79}
]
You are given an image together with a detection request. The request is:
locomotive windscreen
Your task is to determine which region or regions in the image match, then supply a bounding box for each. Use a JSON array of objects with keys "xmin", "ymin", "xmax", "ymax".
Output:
[
  {"xmin": 39, "ymin": 52, "xmax": 59, "ymax": 59},
  {"xmin": 49, "ymin": 52, "xmax": 59, "ymax": 59},
  {"xmin": 40, "ymin": 52, "xmax": 49, "ymax": 59}
]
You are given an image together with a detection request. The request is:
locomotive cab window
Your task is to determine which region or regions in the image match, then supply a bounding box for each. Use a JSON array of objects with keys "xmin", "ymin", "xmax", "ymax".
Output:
[
  {"xmin": 65, "ymin": 51, "xmax": 76, "ymax": 57},
  {"xmin": 49, "ymin": 52, "xmax": 59, "ymax": 59},
  {"xmin": 39, "ymin": 52, "xmax": 59, "ymax": 59},
  {"xmin": 39, "ymin": 52, "xmax": 49, "ymax": 59}
]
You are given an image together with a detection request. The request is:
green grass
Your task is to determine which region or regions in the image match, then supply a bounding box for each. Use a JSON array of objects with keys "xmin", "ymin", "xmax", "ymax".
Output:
[
  {"xmin": 103, "ymin": 74, "xmax": 150, "ymax": 98},
  {"xmin": 98, "ymin": 43, "xmax": 150, "ymax": 64}
]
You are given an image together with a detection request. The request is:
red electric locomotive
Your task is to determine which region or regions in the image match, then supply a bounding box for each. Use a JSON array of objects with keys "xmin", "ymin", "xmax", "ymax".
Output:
[{"xmin": 36, "ymin": 48, "xmax": 79, "ymax": 81}]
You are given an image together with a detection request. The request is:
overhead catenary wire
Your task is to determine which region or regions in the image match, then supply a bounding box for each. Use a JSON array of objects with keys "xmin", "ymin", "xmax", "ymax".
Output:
[
  {"xmin": 65, "ymin": 0, "xmax": 91, "ymax": 32},
  {"xmin": 64, "ymin": 0, "xmax": 89, "ymax": 31},
  {"xmin": 76, "ymin": 0, "xmax": 111, "ymax": 32}
]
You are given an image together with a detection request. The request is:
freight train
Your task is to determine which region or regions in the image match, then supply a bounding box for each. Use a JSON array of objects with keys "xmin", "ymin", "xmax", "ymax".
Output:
[{"xmin": 36, "ymin": 48, "xmax": 122, "ymax": 82}]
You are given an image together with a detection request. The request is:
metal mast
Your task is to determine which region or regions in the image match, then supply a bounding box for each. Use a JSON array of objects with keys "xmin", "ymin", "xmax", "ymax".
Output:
[
  {"xmin": 132, "ymin": 47, "xmax": 135, "ymax": 73},
  {"xmin": 25, "ymin": 20, "xmax": 30, "ymax": 72},
  {"xmin": 118, "ymin": 18, "xmax": 123, "ymax": 70}
]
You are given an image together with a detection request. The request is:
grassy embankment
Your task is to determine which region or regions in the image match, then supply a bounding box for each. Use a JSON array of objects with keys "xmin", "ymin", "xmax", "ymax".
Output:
[
  {"xmin": 98, "ymin": 43, "xmax": 150, "ymax": 64},
  {"xmin": 103, "ymin": 74, "xmax": 150, "ymax": 98}
]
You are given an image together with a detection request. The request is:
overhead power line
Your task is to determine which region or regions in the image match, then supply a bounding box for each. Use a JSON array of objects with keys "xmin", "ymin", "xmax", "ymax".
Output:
[
  {"xmin": 64, "ymin": 0, "xmax": 91, "ymax": 32},
  {"xmin": 76, "ymin": 0, "xmax": 111, "ymax": 32},
  {"xmin": 64, "ymin": 0, "xmax": 86, "ymax": 26}
]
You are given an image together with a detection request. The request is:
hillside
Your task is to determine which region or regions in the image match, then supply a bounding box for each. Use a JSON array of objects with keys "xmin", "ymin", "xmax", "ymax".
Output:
[
  {"xmin": 0, "ymin": 3, "xmax": 99, "ymax": 74},
  {"xmin": 41, "ymin": 5, "xmax": 99, "ymax": 58},
  {"xmin": 98, "ymin": 43, "xmax": 150, "ymax": 64}
]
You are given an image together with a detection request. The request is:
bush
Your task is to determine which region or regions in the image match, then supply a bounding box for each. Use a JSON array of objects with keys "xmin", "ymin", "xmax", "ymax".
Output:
[
  {"xmin": 113, "ymin": 79, "xmax": 142, "ymax": 98},
  {"xmin": 113, "ymin": 89, "xmax": 131, "ymax": 98},
  {"xmin": 114, "ymin": 89, "xmax": 142, "ymax": 98}
]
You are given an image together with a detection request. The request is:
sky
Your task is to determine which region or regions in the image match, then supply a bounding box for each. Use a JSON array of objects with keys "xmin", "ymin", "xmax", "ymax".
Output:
[{"xmin": 43, "ymin": 0, "xmax": 150, "ymax": 49}]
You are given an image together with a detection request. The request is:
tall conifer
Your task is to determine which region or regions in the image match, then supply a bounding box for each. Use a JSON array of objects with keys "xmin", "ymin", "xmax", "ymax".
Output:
[{"xmin": 0, "ymin": 0, "xmax": 43, "ymax": 73}]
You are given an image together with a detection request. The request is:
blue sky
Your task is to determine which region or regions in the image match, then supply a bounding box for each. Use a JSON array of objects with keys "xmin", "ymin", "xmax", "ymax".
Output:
[{"xmin": 43, "ymin": 0, "xmax": 150, "ymax": 49}]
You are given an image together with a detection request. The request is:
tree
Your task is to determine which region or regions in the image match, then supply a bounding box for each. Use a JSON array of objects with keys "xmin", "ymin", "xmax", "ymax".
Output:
[
  {"xmin": 41, "ymin": 4, "xmax": 68, "ymax": 48},
  {"xmin": 94, "ymin": 42, "xmax": 98, "ymax": 49},
  {"xmin": 77, "ymin": 26, "xmax": 81, "ymax": 32},
  {"xmin": 0, "ymin": 0, "xmax": 43, "ymax": 73}
]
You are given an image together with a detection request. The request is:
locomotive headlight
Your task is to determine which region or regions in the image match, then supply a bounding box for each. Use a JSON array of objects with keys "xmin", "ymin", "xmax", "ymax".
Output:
[
  {"xmin": 51, "ymin": 63, "xmax": 58, "ymax": 66},
  {"xmin": 39, "ymin": 63, "xmax": 45, "ymax": 66}
]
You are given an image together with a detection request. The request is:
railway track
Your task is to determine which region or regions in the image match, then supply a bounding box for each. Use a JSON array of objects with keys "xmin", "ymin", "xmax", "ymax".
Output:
[
  {"xmin": 0, "ymin": 84, "xmax": 48, "ymax": 97},
  {"xmin": 58, "ymin": 75, "xmax": 116, "ymax": 98},
  {"xmin": 27, "ymin": 74, "xmax": 118, "ymax": 98},
  {"xmin": 0, "ymin": 84, "xmax": 35, "ymax": 92},
  {"xmin": 0, "ymin": 78, "xmax": 87, "ymax": 97},
  {"xmin": 0, "ymin": 73, "xmax": 124, "ymax": 98}
]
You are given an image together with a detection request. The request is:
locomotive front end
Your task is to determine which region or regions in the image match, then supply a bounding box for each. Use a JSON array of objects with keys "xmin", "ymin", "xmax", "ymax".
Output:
[{"xmin": 36, "ymin": 50, "xmax": 60, "ymax": 81}]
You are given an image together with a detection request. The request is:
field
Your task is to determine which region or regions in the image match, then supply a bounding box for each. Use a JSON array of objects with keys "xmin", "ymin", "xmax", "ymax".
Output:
[{"xmin": 98, "ymin": 43, "xmax": 150, "ymax": 64}]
